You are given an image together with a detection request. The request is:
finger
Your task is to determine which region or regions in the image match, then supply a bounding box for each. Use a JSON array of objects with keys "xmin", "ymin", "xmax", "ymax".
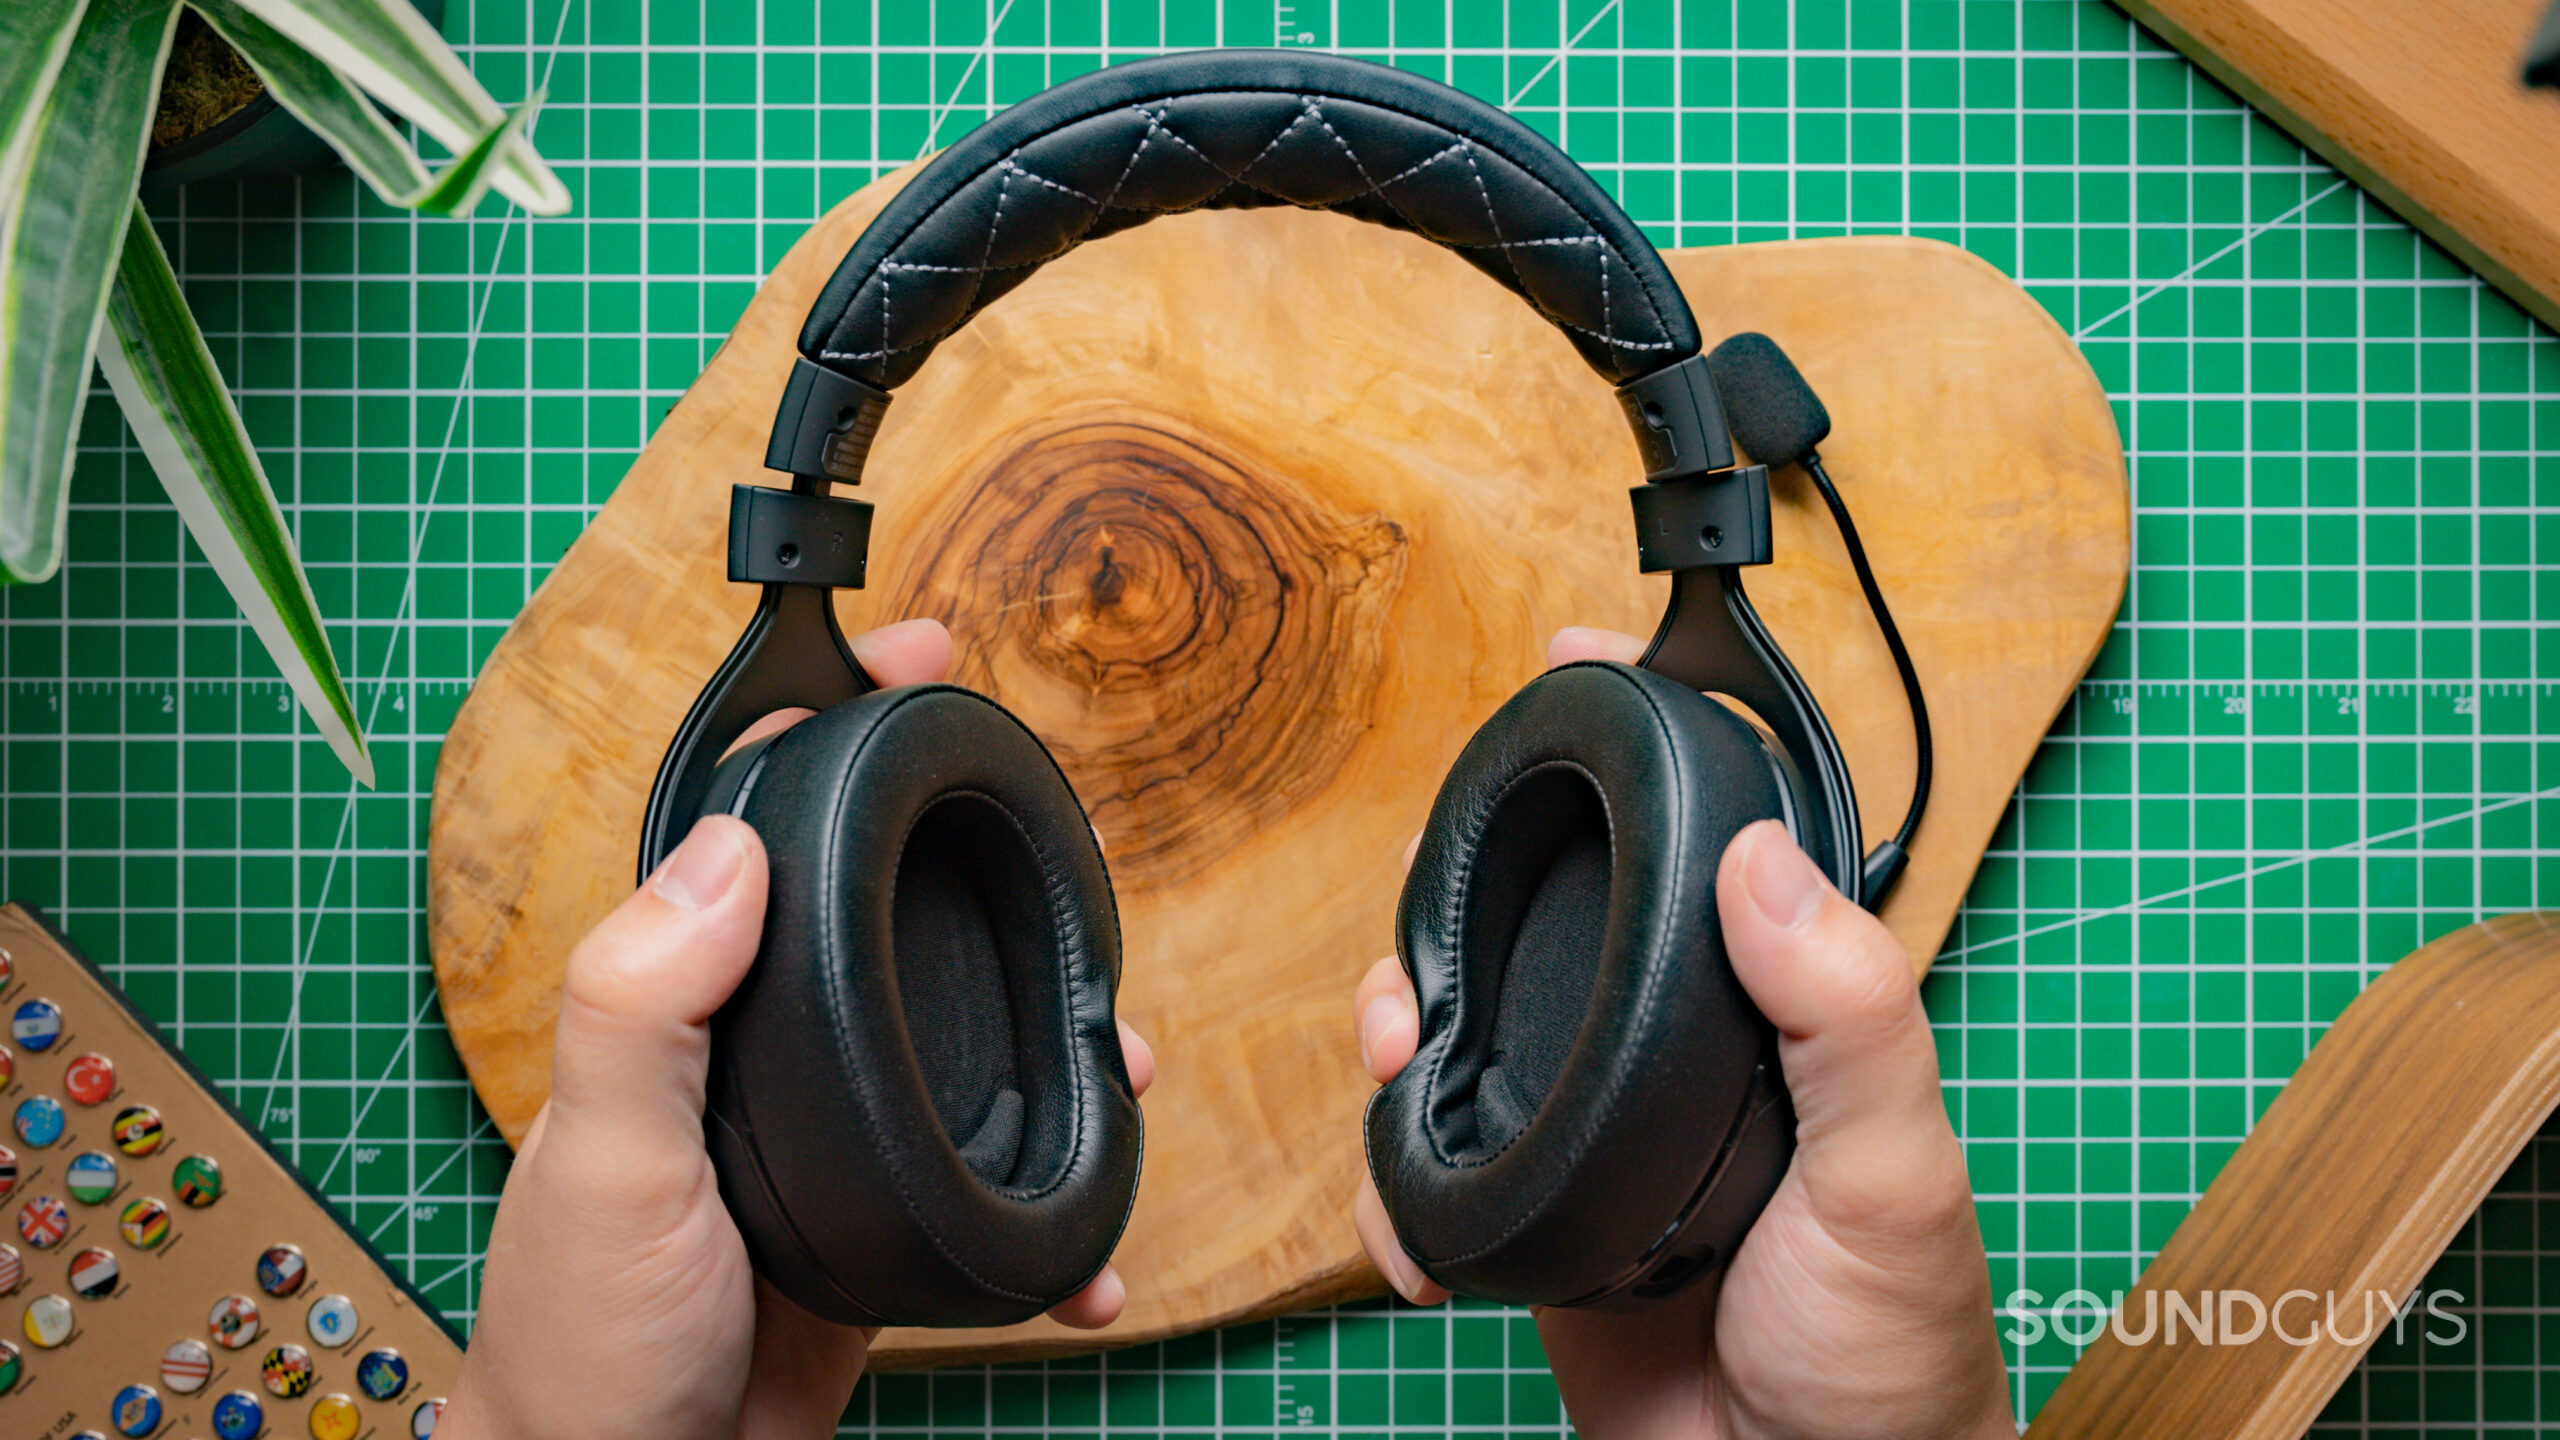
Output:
[
  {"xmin": 849, "ymin": 616, "xmax": 953, "ymax": 686},
  {"xmin": 511, "ymin": 1102, "xmax": 551, "ymax": 1168},
  {"xmin": 736, "ymin": 1277, "xmax": 876, "ymax": 1440},
  {"xmin": 1355, "ymin": 1171, "xmax": 1448, "ymax": 1305},
  {"xmin": 725, "ymin": 613, "xmax": 954, "ymax": 763},
  {"xmin": 1715, "ymin": 821, "xmax": 1969, "ymax": 1239},
  {"xmin": 720, "ymin": 707, "xmax": 818, "ymax": 761},
  {"xmin": 1401, "ymin": 830, "xmax": 1422, "ymax": 871},
  {"xmin": 1354, "ymin": 955, "xmax": 1418, "ymax": 1083},
  {"xmin": 1533, "ymin": 1283, "xmax": 1718, "ymax": 1440},
  {"xmin": 1045, "ymin": 1264, "xmax": 1127, "ymax": 1329},
  {"xmin": 1546, "ymin": 626, "xmax": 1648, "ymax": 669},
  {"xmin": 1117, "ymin": 1019, "xmax": 1156, "ymax": 1098},
  {"xmin": 547, "ymin": 815, "xmax": 769, "ymax": 1140}
]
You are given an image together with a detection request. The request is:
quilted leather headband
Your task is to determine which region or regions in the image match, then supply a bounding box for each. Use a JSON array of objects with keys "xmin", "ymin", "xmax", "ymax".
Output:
[{"xmin": 799, "ymin": 50, "xmax": 1702, "ymax": 394}]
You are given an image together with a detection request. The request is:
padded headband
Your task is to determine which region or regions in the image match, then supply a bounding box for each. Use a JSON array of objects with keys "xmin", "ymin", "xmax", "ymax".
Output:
[{"xmin": 799, "ymin": 50, "xmax": 1702, "ymax": 391}]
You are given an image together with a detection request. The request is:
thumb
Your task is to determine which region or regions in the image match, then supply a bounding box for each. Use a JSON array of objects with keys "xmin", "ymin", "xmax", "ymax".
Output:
[
  {"xmin": 1715, "ymin": 821, "xmax": 1969, "ymax": 1243},
  {"xmin": 546, "ymin": 815, "xmax": 769, "ymax": 1144}
]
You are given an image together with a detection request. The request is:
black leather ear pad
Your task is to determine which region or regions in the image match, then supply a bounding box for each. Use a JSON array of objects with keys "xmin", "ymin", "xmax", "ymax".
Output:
[
  {"xmin": 697, "ymin": 684, "xmax": 1142, "ymax": 1328},
  {"xmin": 1365, "ymin": 661, "xmax": 1803, "ymax": 1306}
]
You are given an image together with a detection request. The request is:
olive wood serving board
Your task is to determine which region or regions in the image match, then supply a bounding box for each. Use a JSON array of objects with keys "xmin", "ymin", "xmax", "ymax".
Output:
[
  {"xmin": 426, "ymin": 164, "xmax": 2128, "ymax": 1368},
  {"xmin": 2033, "ymin": 912, "xmax": 2560, "ymax": 1439}
]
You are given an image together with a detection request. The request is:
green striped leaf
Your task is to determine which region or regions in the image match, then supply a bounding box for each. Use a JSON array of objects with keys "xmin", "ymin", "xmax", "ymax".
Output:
[
  {"xmin": 190, "ymin": 0, "xmax": 428, "ymax": 205},
  {"xmin": 0, "ymin": 0, "xmax": 88, "ymax": 202},
  {"xmin": 405, "ymin": 88, "xmax": 537, "ymax": 218},
  {"xmin": 231, "ymin": 0, "xmax": 568, "ymax": 215},
  {"xmin": 0, "ymin": 0, "xmax": 178, "ymax": 584},
  {"xmin": 98, "ymin": 204, "xmax": 369, "ymax": 785}
]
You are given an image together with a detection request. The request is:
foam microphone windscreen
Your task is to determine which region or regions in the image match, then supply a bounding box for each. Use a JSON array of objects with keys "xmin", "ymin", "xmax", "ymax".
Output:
[{"xmin": 1705, "ymin": 332, "xmax": 1831, "ymax": 468}]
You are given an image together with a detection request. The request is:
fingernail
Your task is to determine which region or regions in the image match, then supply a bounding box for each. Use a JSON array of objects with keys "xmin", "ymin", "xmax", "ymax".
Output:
[
  {"xmin": 1378, "ymin": 1243, "xmax": 1429, "ymax": 1303},
  {"xmin": 1358, "ymin": 995, "xmax": 1395, "ymax": 1073},
  {"xmin": 1743, "ymin": 824, "xmax": 1827, "ymax": 931},
  {"xmin": 651, "ymin": 818, "xmax": 743, "ymax": 912}
]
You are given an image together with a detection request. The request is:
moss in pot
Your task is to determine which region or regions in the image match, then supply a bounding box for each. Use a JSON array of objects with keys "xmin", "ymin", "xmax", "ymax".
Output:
[{"xmin": 144, "ymin": 0, "xmax": 448, "ymax": 194}]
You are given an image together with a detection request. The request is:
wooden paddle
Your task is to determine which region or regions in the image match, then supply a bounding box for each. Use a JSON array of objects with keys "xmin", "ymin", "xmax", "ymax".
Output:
[
  {"xmin": 2116, "ymin": 0, "xmax": 2560, "ymax": 335},
  {"xmin": 425, "ymin": 163, "xmax": 2129, "ymax": 1368},
  {"xmin": 2032, "ymin": 912, "xmax": 2560, "ymax": 1439}
]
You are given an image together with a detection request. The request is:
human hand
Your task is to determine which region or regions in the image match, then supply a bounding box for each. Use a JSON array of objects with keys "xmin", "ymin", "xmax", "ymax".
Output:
[
  {"xmin": 442, "ymin": 618, "xmax": 1157, "ymax": 1440},
  {"xmin": 1351, "ymin": 626, "xmax": 2012, "ymax": 1440}
]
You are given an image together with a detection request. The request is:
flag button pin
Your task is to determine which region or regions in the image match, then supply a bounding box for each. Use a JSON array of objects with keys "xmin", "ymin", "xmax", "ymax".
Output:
[
  {"xmin": 11, "ymin": 1000, "xmax": 61, "ymax": 1052},
  {"xmin": 62, "ymin": 1053, "xmax": 113, "ymax": 1107},
  {"xmin": 208, "ymin": 1292, "xmax": 261, "ymax": 1350},
  {"xmin": 357, "ymin": 1346, "xmax": 409, "ymax": 1401},
  {"xmin": 307, "ymin": 1293, "xmax": 358, "ymax": 1348},
  {"xmin": 67, "ymin": 1151, "xmax": 116, "ymax": 1205},
  {"xmin": 162, "ymin": 1337, "xmax": 212, "ymax": 1394},
  {"xmin": 109, "ymin": 1105, "xmax": 164, "ymax": 1158},
  {"xmin": 66, "ymin": 1245, "xmax": 116, "ymax": 1300},
  {"xmin": 257, "ymin": 1242, "xmax": 308, "ymax": 1297},
  {"xmin": 14, "ymin": 1096, "xmax": 62, "ymax": 1148},
  {"xmin": 23, "ymin": 1291, "xmax": 70, "ymax": 1348}
]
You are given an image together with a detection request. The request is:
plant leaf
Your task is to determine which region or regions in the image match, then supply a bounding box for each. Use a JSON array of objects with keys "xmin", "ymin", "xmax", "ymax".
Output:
[
  {"xmin": 98, "ymin": 203, "xmax": 370, "ymax": 785},
  {"xmin": 230, "ymin": 0, "xmax": 567, "ymax": 215},
  {"xmin": 0, "ymin": 0, "xmax": 89, "ymax": 201},
  {"xmin": 189, "ymin": 0, "xmax": 428, "ymax": 205},
  {"xmin": 403, "ymin": 88, "xmax": 536, "ymax": 219},
  {"xmin": 0, "ymin": 0, "xmax": 179, "ymax": 584}
]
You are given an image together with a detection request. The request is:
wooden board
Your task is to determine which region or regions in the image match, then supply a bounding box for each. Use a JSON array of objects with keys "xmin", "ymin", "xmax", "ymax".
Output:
[
  {"xmin": 0, "ymin": 906, "xmax": 460, "ymax": 1436},
  {"xmin": 2032, "ymin": 912, "xmax": 2560, "ymax": 1440},
  {"xmin": 425, "ymin": 165, "xmax": 2129, "ymax": 1368},
  {"xmin": 2116, "ymin": 0, "xmax": 2560, "ymax": 332}
]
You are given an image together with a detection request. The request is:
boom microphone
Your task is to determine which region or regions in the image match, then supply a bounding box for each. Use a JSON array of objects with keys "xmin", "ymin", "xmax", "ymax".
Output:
[
  {"xmin": 1706, "ymin": 332, "xmax": 1832, "ymax": 469},
  {"xmin": 1705, "ymin": 331, "xmax": 1932, "ymax": 906}
]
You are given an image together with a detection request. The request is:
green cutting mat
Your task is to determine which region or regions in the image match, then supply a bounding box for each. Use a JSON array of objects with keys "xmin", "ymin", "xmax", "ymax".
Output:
[{"xmin": 10, "ymin": 0, "xmax": 2555, "ymax": 1430}]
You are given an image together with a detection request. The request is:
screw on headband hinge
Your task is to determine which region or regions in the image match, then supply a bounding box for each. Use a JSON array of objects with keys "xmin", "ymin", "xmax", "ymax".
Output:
[
  {"xmin": 765, "ymin": 356, "xmax": 893, "ymax": 487},
  {"xmin": 1617, "ymin": 353, "xmax": 1735, "ymax": 480},
  {"xmin": 1627, "ymin": 465, "xmax": 1772, "ymax": 570},
  {"xmin": 1617, "ymin": 354, "xmax": 1768, "ymax": 571},
  {"xmin": 747, "ymin": 356, "xmax": 889, "ymax": 589},
  {"xmin": 728, "ymin": 484, "xmax": 873, "ymax": 588}
]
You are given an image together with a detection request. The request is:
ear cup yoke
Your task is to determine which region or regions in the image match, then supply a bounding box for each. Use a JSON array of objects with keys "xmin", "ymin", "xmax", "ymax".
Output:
[
  {"xmin": 1369, "ymin": 661, "xmax": 1805, "ymax": 1304},
  {"xmin": 702, "ymin": 684, "xmax": 1142, "ymax": 1328}
]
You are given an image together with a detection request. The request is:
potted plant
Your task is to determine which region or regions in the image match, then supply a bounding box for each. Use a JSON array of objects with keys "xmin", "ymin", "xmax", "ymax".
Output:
[{"xmin": 0, "ymin": 0, "xmax": 570, "ymax": 785}]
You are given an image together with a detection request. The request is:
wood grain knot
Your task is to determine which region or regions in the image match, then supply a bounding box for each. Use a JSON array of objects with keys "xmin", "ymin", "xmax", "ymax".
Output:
[{"xmin": 890, "ymin": 420, "xmax": 1408, "ymax": 893}]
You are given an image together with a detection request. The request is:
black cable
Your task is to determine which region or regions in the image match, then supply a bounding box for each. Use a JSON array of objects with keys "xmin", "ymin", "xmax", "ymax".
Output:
[{"xmin": 1802, "ymin": 452, "xmax": 1932, "ymax": 856}]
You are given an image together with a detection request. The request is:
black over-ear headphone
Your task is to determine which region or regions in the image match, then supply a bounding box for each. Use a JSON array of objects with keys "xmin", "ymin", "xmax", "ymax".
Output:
[{"xmin": 640, "ymin": 50, "xmax": 1931, "ymax": 1325}]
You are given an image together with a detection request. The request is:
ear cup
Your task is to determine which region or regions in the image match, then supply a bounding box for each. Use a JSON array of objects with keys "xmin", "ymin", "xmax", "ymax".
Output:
[
  {"xmin": 1365, "ymin": 661, "xmax": 1803, "ymax": 1306},
  {"xmin": 699, "ymin": 684, "xmax": 1142, "ymax": 1327}
]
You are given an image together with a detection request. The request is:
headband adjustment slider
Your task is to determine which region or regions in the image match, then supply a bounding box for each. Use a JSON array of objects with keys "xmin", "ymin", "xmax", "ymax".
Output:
[{"xmin": 767, "ymin": 357, "xmax": 893, "ymax": 485}]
